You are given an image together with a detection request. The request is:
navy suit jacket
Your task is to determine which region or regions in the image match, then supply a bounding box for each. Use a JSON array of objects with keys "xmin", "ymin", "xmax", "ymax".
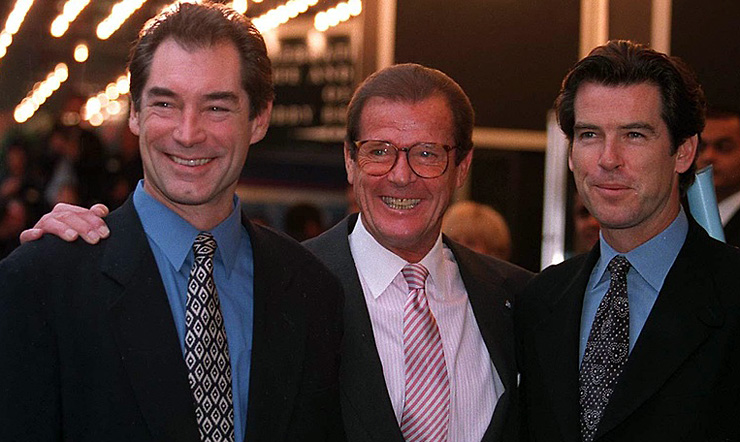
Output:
[
  {"xmin": 516, "ymin": 219, "xmax": 740, "ymax": 441},
  {"xmin": 304, "ymin": 214, "xmax": 532, "ymax": 442},
  {"xmin": 0, "ymin": 197, "xmax": 344, "ymax": 441}
]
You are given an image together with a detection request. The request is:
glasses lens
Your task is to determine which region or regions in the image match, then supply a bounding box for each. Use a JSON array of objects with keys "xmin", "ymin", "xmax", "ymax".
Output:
[
  {"xmin": 357, "ymin": 141, "xmax": 396, "ymax": 175},
  {"xmin": 408, "ymin": 143, "xmax": 449, "ymax": 178}
]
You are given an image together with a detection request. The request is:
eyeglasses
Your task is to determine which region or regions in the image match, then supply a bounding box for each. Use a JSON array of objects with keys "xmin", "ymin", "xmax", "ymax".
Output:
[{"xmin": 353, "ymin": 140, "xmax": 457, "ymax": 178}]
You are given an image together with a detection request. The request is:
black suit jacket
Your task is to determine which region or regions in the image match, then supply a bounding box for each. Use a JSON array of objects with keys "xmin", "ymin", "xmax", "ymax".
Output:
[
  {"xmin": 516, "ymin": 219, "xmax": 740, "ymax": 442},
  {"xmin": 0, "ymin": 197, "xmax": 344, "ymax": 441},
  {"xmin": 304, "ymin": 214, "xmax": 532, "ymax": 442}
]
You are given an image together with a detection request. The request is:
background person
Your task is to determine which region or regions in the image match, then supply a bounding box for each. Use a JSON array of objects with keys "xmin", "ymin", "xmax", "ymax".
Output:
[
  {"xmin": 442, "ymin": 200, "xmax": 512, "ymax": 260},
  {"xmin": 697, "ymin": 107, "xmax": 740, "ymax": 246}
]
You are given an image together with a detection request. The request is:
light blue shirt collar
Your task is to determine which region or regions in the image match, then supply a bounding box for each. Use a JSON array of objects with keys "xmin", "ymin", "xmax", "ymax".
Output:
[
  {"xmin": 133, "ymin": 181, "xmax": 244, "ymax": 277},
  {"xmin": 595, "ymin": 208, "xmax": 688, "ymax": 291}
]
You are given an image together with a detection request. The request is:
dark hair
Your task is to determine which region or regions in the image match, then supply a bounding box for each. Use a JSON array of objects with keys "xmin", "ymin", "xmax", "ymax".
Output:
[
  {"xmin": 346, "ymin": 63, "xmax": 474, "ymax": 165},
  {"xmin": 128, "ymin": 1, "xmax": 274, "ymax": 119},
  {"xmin": 555, "ymin": 40, "xmax": 706, "ymax": 194}
]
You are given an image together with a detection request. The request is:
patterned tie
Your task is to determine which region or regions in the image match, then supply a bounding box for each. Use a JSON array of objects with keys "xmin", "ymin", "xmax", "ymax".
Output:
[
  {"xmin": 579, "ymin": 255, "xmax": 631, "ymax": 442},
  {"xmin": 184, "ymin": 232, "xmax": 235, "ymax": 442},
  {"xmin": 400, "ymin": 263, "xmax": 450, "ymax": 442}
]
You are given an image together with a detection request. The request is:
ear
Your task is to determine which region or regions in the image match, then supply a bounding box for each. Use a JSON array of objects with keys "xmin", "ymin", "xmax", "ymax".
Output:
[
  {"xmin": 249, "ymin": 101, "xmax": 273, "ymax": 144},
  {"xmin": 568, "ymin": 143, "xmax": 575, "ymax": 172},
  {"xmin": 675, "ymin": 134, "xmax": 698, "ymax": 174},
  {"xmin": 344, "ymin": 141, "xmax": 356, "ymax": 185},
  {"xmin": 128, "ymin": 103, "xmax": 140, "ymax": 136},
  {"xmin": 454, "ymin": 149, "xmax": 473, "ymax": 188}
]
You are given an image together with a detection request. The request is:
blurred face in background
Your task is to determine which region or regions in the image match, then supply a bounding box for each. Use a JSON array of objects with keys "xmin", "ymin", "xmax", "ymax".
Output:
[{"xmin": 697, "ymin": 115, "xmax": 740, "ymax": 202}]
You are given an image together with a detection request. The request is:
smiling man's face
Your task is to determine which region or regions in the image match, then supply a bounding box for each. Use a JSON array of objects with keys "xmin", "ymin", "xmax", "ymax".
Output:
[
  {"xmin": 569, "ymin": 82, "xmax": 695, "ymax": 251},
  {"xmin": 346, "ymin": 94, "xmax": 472, "ymax": 262},
  {"xmin": 130, "ymin": 38, "xmax": 270, "ymax": 228}
]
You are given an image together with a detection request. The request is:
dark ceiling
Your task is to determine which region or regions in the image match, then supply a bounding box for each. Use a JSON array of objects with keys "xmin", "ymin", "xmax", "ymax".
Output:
[{"xmin": 0, "ymin": 0, "xmax": 338, "ymax": 120}]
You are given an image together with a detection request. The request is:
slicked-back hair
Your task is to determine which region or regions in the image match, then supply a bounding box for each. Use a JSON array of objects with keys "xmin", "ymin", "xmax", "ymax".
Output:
[
  {"xmin": 555, "ymin": 40, "xmax": 706, "ymax": 194},
  {"xmin": 346, "ymin": 63, "xmax": 474, "ymax": 165},
  {"xmin": 128, "ymin": 1, "xmax": 274, "ymax": 119}
]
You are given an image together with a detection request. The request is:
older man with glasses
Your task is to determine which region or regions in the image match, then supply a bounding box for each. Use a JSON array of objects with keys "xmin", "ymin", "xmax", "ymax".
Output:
[{"xmin": 303, "ymin": 63, "xmax": 532, "ymax": 442}]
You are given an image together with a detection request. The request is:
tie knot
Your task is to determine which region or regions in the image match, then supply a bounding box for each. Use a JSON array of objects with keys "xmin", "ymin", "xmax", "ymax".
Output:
[
  {"xmin": 607, "ymin": 255, "xmax": 630, "ymax": 279},
  {"xmin": 193, "ymin": 232, "xmax": 217, "ymax": 259},
  {"xmin": 402, "ymin": 263, "xmax": 429, "ymax": 290}
]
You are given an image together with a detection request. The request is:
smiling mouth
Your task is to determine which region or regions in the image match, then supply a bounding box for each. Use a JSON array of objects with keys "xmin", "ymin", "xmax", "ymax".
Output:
[
  {"xmin": 169, "ymin": 155, "xmax": 212, "ymax": 167},
  {"xmin": 382, "ymin": 197, "xmax": 421, "ymax": 210}
]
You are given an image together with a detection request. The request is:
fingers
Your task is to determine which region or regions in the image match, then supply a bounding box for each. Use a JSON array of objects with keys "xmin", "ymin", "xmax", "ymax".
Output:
[
  {"xmin": 19, "ymin": 228, "xmax": 47, "ymax": 244},
  {"xmin": 89, "ymin": 203, "xmax": 110, "ymax": 218},
  {"xmin": 21, "ymin": 203, "xmax": 112, "ymax": 245}
]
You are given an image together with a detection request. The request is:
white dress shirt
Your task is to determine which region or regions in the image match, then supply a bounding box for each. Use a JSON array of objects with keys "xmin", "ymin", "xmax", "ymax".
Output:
[
  {"xmin": 718, "ymin": 188, "xmax": 740, "ymax": 226},
  {"xmin": 349, "ymin": 214, "xmax": 503, "ymax": 442}
]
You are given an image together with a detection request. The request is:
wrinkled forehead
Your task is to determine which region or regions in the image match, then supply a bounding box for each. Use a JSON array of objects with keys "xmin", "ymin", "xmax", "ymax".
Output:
[{"xmin": 357, "ymin": 95, "xmax": 455, "ymax": 142}]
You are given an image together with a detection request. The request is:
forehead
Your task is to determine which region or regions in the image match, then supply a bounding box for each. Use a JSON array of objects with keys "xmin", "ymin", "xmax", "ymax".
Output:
[
  {"xmin": 574, "ymin": 81, "xmax": 664, "ymax": 125},
  {"xmin": 358, "ymin": 95, "xmax": 455, "ymax": 143},
  {"xmin": 703, "ymin": 116, "xmax": 740, "ymax": 139},
  {"xmin": 146, "ymin": 38, "xmax": 244, "ymax": 94}
]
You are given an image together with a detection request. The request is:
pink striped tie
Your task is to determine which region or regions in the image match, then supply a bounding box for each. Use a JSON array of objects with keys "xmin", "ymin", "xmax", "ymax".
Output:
[{"xmin": 400, "ymin": 263, "xmax": 450, "ymax": 442}]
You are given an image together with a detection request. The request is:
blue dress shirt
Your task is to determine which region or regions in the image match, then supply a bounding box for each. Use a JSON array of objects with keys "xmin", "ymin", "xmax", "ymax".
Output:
[
  {"xmin": 133, "ymin": 182, "xmax": 254, "ymax": 442},
  {"xmin": 579, "ymin": 209, "xmax": 688, "ymax": 364}
]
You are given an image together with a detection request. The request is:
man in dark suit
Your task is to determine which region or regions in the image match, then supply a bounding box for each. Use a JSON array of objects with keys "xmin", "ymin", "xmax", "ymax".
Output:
[
  {"xmin": 516, "ymin": 40, "xmax": 740, "ymax": 442},
  {"xmin": 0, "ymin": 3, "xmax": 342, "ymax": 441},
  {"xmin": 304, "ymin": 64, "xmax": 532, "ymax": 441},
  {"xmin": 697, "ymin": 108, "xmax": 740, "ymax": 246}
]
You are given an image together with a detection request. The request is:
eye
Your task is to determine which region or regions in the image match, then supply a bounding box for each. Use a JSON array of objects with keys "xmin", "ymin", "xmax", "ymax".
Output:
[
  {"xmin": 369, "ymin": 147, "xmax": 390, "ymax": 157},
  {"xmin": 627, "ymin": 131, "xmax": 645, "ymax": 139},
  {"xmin": 577, "ymin": 131, "xmax": 597, "ymax": 140},
  {"xmin": 208, "ymin": 105, "xmax": 230, "ymax": 113},
  {"xmin": 417, "ymin": 149, "xmax": 439, "ymax": 159},
  {"xmin": 359, "ymin": 141, "xmax": 392, "ymax": 157},
  {"xmin": 152, "ymin": 101, "xmax": 172, "ymax": 108},
  {"xmin": 716, "ymin": 140, "xmax": 737, "ymax": 153}
]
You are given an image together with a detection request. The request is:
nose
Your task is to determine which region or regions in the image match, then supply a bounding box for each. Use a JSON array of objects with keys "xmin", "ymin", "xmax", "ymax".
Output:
[
  {"xmin": 172, "ymin": 107, "xmax": 206, "ymax": 147},
  {"xmin": 386, "ymin": 149, "xmax": 417, "ymax": 185},
  {"xmin": 597, "ymin": 136, "xmax": 622, "ymax": 170}
]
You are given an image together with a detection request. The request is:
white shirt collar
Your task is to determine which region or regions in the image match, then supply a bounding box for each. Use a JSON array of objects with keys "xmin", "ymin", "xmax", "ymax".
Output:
[
  {"xmin": 718, "ymin": 189, "xmax": 740, "ymax": 225},
  {"xmin": 349, "ymin": 213, "xmax": 450, "ymax": 300}
]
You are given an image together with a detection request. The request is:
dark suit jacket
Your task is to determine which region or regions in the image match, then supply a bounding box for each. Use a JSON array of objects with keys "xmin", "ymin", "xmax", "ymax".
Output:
[
  {"xmin": 0, "ymin": 197, "xmax": 344, "ymax": 442},
  {"xmin": 304, "ymin": 214, "xmax": 532, "ymax": 442},
  {"xmin": 516, "ymin": 219, "xmax": 740, "ymax": 442},
  {"xmin": 723, "ymin": 209, "xmax": 740, "ymax": 247}
]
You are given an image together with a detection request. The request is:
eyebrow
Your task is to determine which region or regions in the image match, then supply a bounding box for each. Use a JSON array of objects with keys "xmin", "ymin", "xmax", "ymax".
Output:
[
  {"xmin": 146, "ymin": 86, "xmax": 177, "ymax": 99},
  {"xmin": 145, "ymin": 87, "xmax": 240, "ymax": 103},
  {"xmin": 620, "ymin": 122, "xmax": 658, "ymax": 134},
  {"xmin": 573, "ymin": 122, "xmax": 659, "ymax": 135}
]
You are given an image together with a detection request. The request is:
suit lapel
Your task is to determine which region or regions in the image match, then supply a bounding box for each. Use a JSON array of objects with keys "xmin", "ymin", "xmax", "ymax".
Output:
[
  {"xmin": 102, "ymin": 199, "xmax": 200, "ymax": 441},
  {"xmin": 309, "ymin": 215, "xmax": 404, "ymax": 441},
  {"xmin": 244, "ymin": 220, "xmax": 306, "ymax": 441},
  {"xmin": 537, "ymin": 248, "xmax": 600, "ymax": 442},
  {"xmin": 595, "ymin": 222, "xmax": 724, "ymax": 438}
]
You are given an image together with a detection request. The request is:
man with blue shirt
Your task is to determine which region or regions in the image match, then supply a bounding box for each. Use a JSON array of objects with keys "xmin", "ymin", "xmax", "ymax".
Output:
[
  {"xmin": 0, "ymin": 3, "xmax": 343, "ymax": 441},
  {"xmin": 516, "ymin": 40, "xmax": 740, "ymax": 442}
]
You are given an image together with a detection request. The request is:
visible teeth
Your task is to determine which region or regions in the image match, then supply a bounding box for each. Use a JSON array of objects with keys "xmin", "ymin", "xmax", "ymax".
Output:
[
  {"xmin": 382, "ymin": 197, "xmax": 420, "ymax": 210},
  {"xmin": 170, "ymin": 155, "xmax": 211, "ymax": 166}
]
